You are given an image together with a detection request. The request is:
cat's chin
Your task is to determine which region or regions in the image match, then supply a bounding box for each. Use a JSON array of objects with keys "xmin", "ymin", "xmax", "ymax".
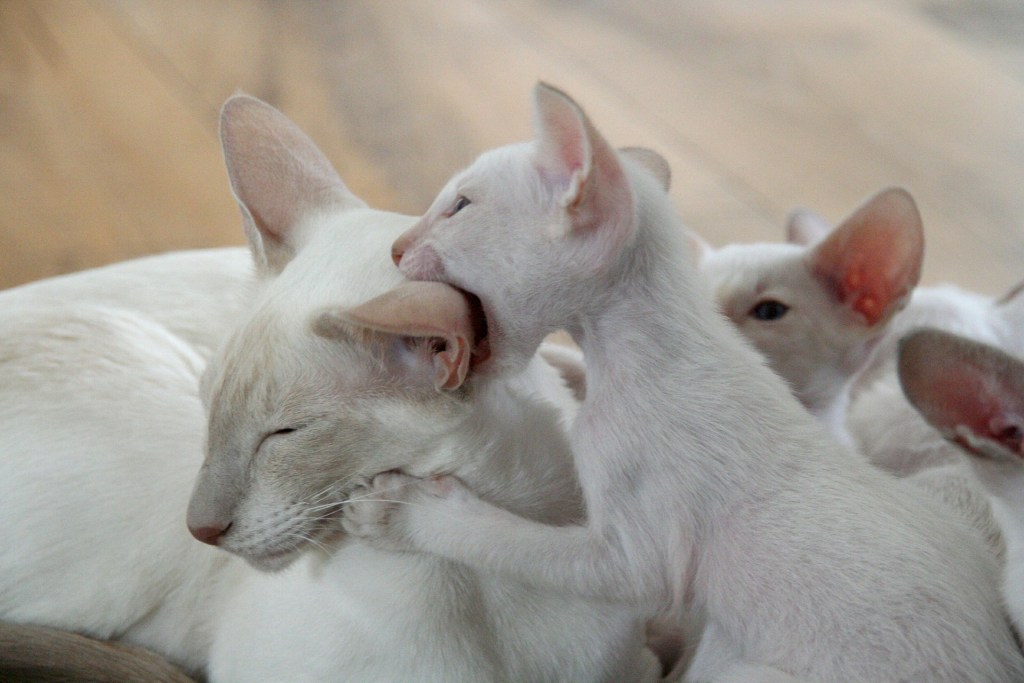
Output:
[
  {"xmin": 243, "ymin": 527, "xmax": 346, "ymax": 573},
  {"xmin": 243, "ymin": 546, "xmax": 305, "ymax": 573}
]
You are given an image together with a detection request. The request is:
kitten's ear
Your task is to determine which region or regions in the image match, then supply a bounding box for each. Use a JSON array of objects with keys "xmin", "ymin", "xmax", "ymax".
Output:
[
  {"xmin": 785, "ymin": 208, "xmax": 831, "ymax": 246},
  {"xmin": 532, "ymin": 83, "xmax": 635, "ymax": 269},
  {"xmin": 315, "ymin": 282, "xmax": 477, "ymax": 391},
  {"xmin": 809, "ymin": 187, "xmax": 924, "ymax": 327},
  {"xmin": 899, "ymin": 329, "xmax": 1024, "ymax": 462},
  {"xmin": 619, "ymin": 147, "xmax": 671, "ymax": 192},
  {"xmin": 220, "ymin": 94, "xmax": 367, "ymax": 276}
]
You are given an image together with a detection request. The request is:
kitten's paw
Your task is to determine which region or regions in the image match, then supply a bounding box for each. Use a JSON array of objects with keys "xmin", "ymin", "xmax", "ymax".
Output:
[
  {"xmin": 341, "ymin": 472, "xmax": 472, "ymax": 552},
  {"xmin": 341, "ymin": 472, "xmax": 414, "ymax": 550}
]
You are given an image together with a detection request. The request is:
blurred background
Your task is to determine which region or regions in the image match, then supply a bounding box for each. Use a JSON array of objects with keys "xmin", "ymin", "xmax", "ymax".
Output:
[{"xmin": 2, "ymin": 0, "xmax": 1023, "ymax": 294}]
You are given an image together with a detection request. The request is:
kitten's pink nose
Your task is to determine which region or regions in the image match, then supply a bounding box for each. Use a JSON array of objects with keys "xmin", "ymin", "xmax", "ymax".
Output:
[
  {"xmin": 392, "ymin": 229, "xmax": 418, "ymax": 266},
  {"xmin": 188, "ymin": 522, "xmax": 231, "ymax": 546}
]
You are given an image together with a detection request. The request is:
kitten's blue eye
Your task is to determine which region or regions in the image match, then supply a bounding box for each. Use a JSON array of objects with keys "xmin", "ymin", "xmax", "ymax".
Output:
[
  {"xmin": 450, "ymin": 195, "xmax": 471, "ymax": 215},
  {"xmin": 750, "ymin": 300, "xmax": 789, "ymax": 321}
]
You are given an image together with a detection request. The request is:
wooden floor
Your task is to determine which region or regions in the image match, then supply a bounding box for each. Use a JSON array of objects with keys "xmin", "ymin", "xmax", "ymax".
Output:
[{"xmin": 3, "ymin": 0, "xmax": 1024, "ymax": 295}]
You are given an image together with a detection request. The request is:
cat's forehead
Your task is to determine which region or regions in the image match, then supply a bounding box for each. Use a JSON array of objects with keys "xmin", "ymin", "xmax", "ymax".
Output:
[{"xmin": 701, "ymin": 242, "xmax": 804, "ymax": 291}]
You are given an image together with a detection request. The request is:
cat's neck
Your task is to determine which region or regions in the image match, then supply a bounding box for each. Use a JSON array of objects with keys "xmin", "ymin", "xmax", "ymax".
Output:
[{"xmin": 570, "ymin": 196, "xmax": 830, "ymax": 508}]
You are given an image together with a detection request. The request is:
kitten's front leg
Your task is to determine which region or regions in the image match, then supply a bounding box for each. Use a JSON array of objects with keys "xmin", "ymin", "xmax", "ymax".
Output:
[{"xmin": 343, "ymin": 472, "xmax": 660, "ymax": 608}]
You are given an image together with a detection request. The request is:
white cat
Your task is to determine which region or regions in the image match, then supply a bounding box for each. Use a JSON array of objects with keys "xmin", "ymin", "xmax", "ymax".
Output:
[
  {"xmin": 0, "ymin": 246, "xmax": 252, "ymax": 677},
  {"xmin": 343, "ymin": 83, "xmax": 1024, "ymax": 681},
  {"xmin": 697, "ymin": 188, "xmax": 923, "ymax": 440},
  {"xmin": 898, "ymin": 327, "xmax": 1024, "ymax": 637},
  {"xmin": 0, "ymin": 95, "xmax": 659, "ymax": 682},
  {"xmin": 695, "ymin": 198, "xmax": 1003, "ymax": 557}
]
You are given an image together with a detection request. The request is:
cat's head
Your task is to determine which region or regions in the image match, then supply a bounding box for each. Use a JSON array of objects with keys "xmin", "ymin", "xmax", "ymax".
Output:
[
  {"xmin": 186, "ymin": 95, "xmax": 487, "ymax": 571},
  {"xmin": 898, "ymin": 328, "xmax": 1024, "ymax": 501},
  {"xmin": 390, "ymin": 83, "xmax": 669, "ymax": 373},
  {"xmin": 698, "ymin": 188, "xmax": 924, "ymax": 414}
]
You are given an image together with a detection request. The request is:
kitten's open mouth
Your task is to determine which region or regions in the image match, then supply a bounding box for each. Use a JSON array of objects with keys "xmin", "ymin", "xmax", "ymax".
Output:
[{"xmin": 458, "ymin": 288, "xmax": 492, "ymax": 369}]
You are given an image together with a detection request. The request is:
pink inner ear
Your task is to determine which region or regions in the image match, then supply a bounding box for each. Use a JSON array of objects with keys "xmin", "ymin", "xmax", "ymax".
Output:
[
  {"xmin": 337, "ymin": 282, "xmax": 476, "ymax": 391},
  {"xmin": 811, "ymin": 188, "xmax": 923, "ymax": 327},
  {"xmin": 900, "ymin": 330, "xmax": 1024, "ymax": 459}
]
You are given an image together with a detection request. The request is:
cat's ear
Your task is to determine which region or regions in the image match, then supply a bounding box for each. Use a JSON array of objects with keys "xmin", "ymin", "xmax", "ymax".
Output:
[
  {"xmin": 314, "ymin": 282, "xmax": 478, "ymax": 392},
  {"xmin": 899, "ymin": 329, "xmax": 1024, "ymax": 463},
  {"xmin": 532, "ymin": 83, "xmax": 635, "ymax": 269},
  {"xmin": 619, "ymin": 147, "xmax": 671, "ymax": 192},
  {"xmin": 808, "ymin": 187, "xmax": 924, "ymax": 327},
  {"xmin": 785, "ymin": 208, "xmax": 831, "ymax": 246},
  {"xmin": 220, "ymin": 94, "xmax": 367, "ymax": 276}
]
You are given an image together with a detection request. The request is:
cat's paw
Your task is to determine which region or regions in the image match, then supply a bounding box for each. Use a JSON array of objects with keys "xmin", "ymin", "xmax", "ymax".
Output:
[{"xmin": 342, "ymin": 471, "xmax": 466, "ymax": 552}]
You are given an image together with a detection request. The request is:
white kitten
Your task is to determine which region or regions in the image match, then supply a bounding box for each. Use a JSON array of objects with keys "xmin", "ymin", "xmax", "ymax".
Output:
[
  {"xmin": 343, "ymin": 83, "xmax": 1023, "ymax": 681},
  {"xmin": 698, "ymin": 188, "xmax": 923, "ymax": 440},
  {"xmin": 898, "ymin": 328, "xmax": 1024, "ymax": 637}
]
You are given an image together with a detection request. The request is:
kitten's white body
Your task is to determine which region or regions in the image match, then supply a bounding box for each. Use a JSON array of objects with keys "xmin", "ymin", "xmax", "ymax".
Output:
[
  {"xmin": 0, "ymin": 96, "xmax": 657, "ymax": 682},
  {"xmin": 348, "ymin": 84, "xmax": 1024, "ymax": 681}
]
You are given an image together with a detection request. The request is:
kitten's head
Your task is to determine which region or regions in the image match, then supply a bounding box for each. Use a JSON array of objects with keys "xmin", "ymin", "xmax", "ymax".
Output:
[
  {"xmin": 186, "ymin": 96, "xmax": 485, "ymax": 571},
  {"xmin": 698, "ymin": 188, "xmax": 924, "ymax": 414},
  {"xmin": 391, "ymin": 83, "xmax": 669, "ymax": 372},
  {"xmin": 899, "ymin": 328, "xmax": 1024, "ymax": 500}
]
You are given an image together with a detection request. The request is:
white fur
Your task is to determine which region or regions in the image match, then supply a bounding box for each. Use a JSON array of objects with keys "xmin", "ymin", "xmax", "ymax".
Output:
[
  {"xmin": 897, "ymin": 329, "xmax": 1024, "ymax": 639},
  {"xmin": 0, "ymin": 95, "xmax": 659, "ymax": 682},
  {"xmin": 848, "ymin": 284, "xmax": 1008, "ymax": 475},
  {"xmin": 345, "ymin": 83, "xmax": 1024, "ymax": 681}
]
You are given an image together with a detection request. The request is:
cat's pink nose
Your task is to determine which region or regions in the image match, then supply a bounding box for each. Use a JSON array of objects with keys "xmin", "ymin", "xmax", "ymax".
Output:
[
  {"xmin": 189, "ymin": 522, "xmax": 231, "ymax": 546},
  {"xmin": 391, "ymin": 242, "xmax": 405, "ymax": 266}
]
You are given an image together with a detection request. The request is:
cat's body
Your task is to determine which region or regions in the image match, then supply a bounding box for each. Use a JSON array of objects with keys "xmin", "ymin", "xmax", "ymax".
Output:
[
  {"xmin": 345, "ymin": 83, "xmax": 1024, "ymax": 681},
  {"xmin": 0, "ymin": 247, "xmax": 252, "ymax": 675},
  {"xmin": 0, "ymin": 95, "xmax": 658, "ymax": 682}
]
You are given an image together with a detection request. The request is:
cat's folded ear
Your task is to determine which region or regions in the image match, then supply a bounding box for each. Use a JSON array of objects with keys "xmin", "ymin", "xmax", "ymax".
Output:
[
  {"xmin": 899, "ymin": 328, "xmax": 1024, "ymax": 463},
  {"xmin": 220, "ymin": 94, "xmax": 367, "ymax": 276},
  {"xmin": 808, "ymin": 187, "xmax": 924, "ymax": 328},
  {"xmin": 531, "ymin": 83, "xmax": 635, "ymax": 271},
  {"xmin": 314, "ymin": 282, "xmax": 479, "ymax": 392}
]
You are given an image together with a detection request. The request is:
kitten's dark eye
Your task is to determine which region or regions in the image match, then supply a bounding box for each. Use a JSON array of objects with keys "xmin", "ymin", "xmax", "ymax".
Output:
[
  {"xmin": 272, "ymin": 427, "xmax": 297, "ymax": 436},
  {"xmin": 749, "ymin": 300, "xmax": 789, "ymax": 321},
  {"xmin": 449, "ymin": 195, "xmax": 471, "ymax": 216}
]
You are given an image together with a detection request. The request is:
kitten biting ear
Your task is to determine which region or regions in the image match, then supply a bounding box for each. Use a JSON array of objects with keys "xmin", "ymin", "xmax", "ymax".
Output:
[{"xmin": 316, "ymin": 281, "xmax": 480, "ymax": 392}]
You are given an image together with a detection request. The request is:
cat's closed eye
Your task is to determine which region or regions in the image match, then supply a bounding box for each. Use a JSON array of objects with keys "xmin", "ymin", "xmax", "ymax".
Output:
[{"xmin": 749, "ymin": 300, "xmax": 789, "ymax": 321}]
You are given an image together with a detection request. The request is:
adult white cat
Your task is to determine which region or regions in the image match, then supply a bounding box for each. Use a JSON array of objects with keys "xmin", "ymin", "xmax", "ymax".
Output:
[
  {"xmin": 0, "ymin": 94, "xmax": 658, "ymax": 682},
  {"xmin": 898, "ymin": 328, "xmax": 1024, "ymax": 637},
  {"xmin": 344, "ymin": 83, "xmax": 1024, "ymax": 681}
]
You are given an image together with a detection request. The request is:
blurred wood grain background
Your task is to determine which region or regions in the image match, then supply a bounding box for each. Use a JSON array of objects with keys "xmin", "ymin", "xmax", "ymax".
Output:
[{"xmin": 2, "ymin": 0, "xmax": 1023, "ymax": 295}]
